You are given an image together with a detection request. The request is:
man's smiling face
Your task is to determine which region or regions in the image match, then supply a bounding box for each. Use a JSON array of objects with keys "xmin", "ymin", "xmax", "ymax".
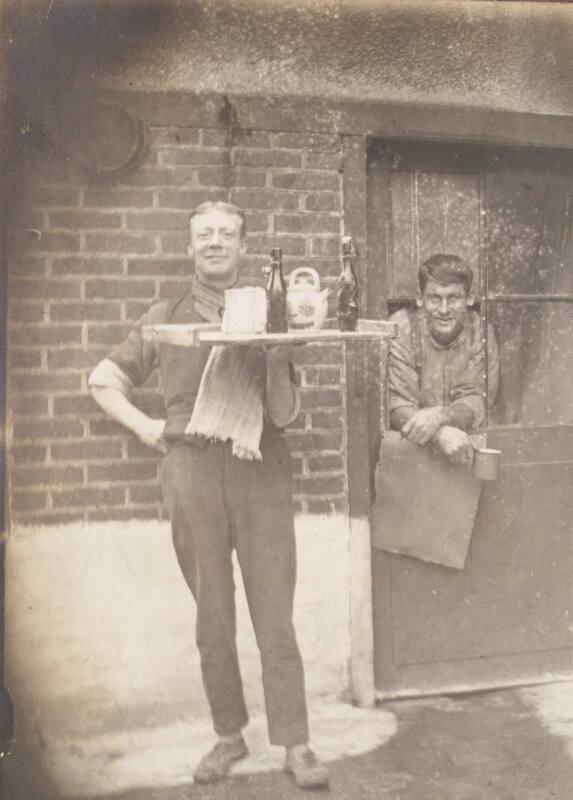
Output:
[
  {"xmin": 420, "ymin": 280, "xmax": 472, "ymax": 346},
  {"xmin": 188, "ymin": 208, "xmax": 245, "ymax": 286}
]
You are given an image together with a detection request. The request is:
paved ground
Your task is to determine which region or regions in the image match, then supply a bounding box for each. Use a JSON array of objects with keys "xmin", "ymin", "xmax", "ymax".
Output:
[{"xmin": 65, "ymin": 685, "xmax": 573, "ymax": 800}]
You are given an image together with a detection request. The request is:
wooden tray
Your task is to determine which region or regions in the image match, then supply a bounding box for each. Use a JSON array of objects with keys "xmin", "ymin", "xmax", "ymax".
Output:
[{"xmin": 143, "ymin": 320, "xmax": 398, "ymax": 347}]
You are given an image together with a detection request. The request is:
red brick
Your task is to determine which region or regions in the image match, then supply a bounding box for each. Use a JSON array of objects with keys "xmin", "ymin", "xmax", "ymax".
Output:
[
  {"xmin": 86, "ymin": 324, "xmax": 131, "ymax": 347},
  {"xmin": 196, "ymin": 167, "xmax": 230, "ymax": 188},
  {"xmin": 11, "ymin": 491, "xmax": 48, "ymax": 512},
  {"xmin": 160, "ymin": 149, "xmax": 227, "ymax": 167},
  {"xmin": 9, "ymin": 279, "xmax": 81, "ymax": 299},
  {"xmin": 13, "ymin": 418, "xmax": 84, "ymax": 441},
  {"xmin": 11, "ymin": 444, "xmax": 47, "ymax": 464},
  {"xmin": 127, "ymin": 258, "xmax": 189, "ymax": 277},
  {"xmin": 234, "ymin": 149, "xmax": 301, "ymax": 168},
  {"xmin": 30, "ymin": 186, "xmax": 80, "ymax": 207},
  {"xmin": 160, "ymin": 232, "xmax": 188, "ymax": 255},
  {"xmin": 304, "ymin": 193, "xmax": 342, "ymax": 213},
  {"xmin": 272, "ymin": 132, "xmax": 339, "ymax": 149},
  {"xmin": 53, "ymin": 394, "xmax": 99, "ymax": 415},
  {"xmin": 156, "ymin": 188, "xmax": 224, "ymax": 209},
  {"xmin": 286, "ymin": 413, "xmax": 306, "ymax": 431},
  {"xmin": 49, "ymin": 210, "xmax": 122, "ymax": 230},
  {"xmin": 124, "ymin": 167, "xmax": 174, "ymax": 186},
  {"xmin": 310, "ymin": 237, "xmax": 340, "ymax": 257},
  {"xmin": 12, "ymin": 396, "xmax": 49, "ymax": 416},
  {"xmin": 16, "ymin": 511, "xmax": 85, "ymax": 526},
  {"xmin": 9, "ymin": 256, "xmax": 47, "ymax": 276},
  {"xmin": 52, "ymin": 439, "xmax": 122, "ymax": 461},
  {"xmin": 233, "ymin": 130, "xmax": 272, "ymax": 148},
  {"xmin": 128, "ymin": 484, "xmax": 163, "ymax": 504},
  {"xmin": 151, "ymin": 127, "xmax": 201, "ymax": 146},
  {"xmin": 12, "ymin": 464, "xmax": 84, "ymax": 488},
  {"xmin": 286, "ymin": 431, "xmax": 343, "ymax": 452},
  {"xmin": 201, "ymin": 129, "xmax": 231, "ymax": 147},
  {"xmin": 47, "ymin": 349, "xmax": 102, "ymax": 370},
  {"xmin": 303, "ymin": 367, "xmax": 343, "ymax": 386},
  {"xmin": 300, "ymin": 388, "xmax": 343, "ymax": 410},
  {"xmin": 10, "ymin": 373, "xmax": 82, "ymax": 393},
  {"xmin": 125, "ymin": 211, "xmax": 188, "ymax": 232},
  {"xmin": 234, "ymin": 169, "xmax": 267, "ymax": 188},
  {"xmin": 8, "ymin": 303, "xmax": 45, "ymax": 323},
  {"xmin": 304, "ymin": 151, "xmax": 343, "ymax": 171},
  {"xmin": 25, "ymin": 231, "xmax": 81, "ymax": 252},
  {"xmin": 51, "ymin": 302, "xmax": 122, "ymax": 322},
  {"xmin": 83, "ymin": 188, "xmax": 153, "ymax": 209},
  {"xmin": 310, "ymin": 410, "xmax": 344, "ymax": 430},
  {"xmin": 292, "ymin": 343, "xmax": 344, "ymax": 365},
  {"xmin": 52, "ymin": 486, "xmax": 125, "ymax": 509},
  {"xmin": 52, "ymin": 257, "xmax": 123, "ymax": 276},
  {"xmin": 8, "ymin": 350, "xmax": 43, "ymax": 369},
  {"xmin": 87, "ymin": 507, "xmax": 159, "ymax": 522},
  {"xmin": 89, "ymin": 418, "xmax": 127, "ymax": 437},
  {"xmin": 86, "ymin": 279, "xmax": 155, "ymax": 299},
  {"xmin": 272, "ymin": 172, "xmax": 340, "ymax": 192},
  {"xmin": 307, "ymin": 453, "xmax": 345, "ymax": 472},
  {"xmin": 88, "ymin": 462, "xmax": 158, "ymax": 483},
  {"xmin": 229, "ymin": 189, "xmax": 299, "ymax": 211},
  {"xmin": 293, "ymin": 476, "xmax": 345, "ymax": 495},
  {"xmin": 10, "ymin": 325, "xmax": 82, "ymax": 347},
  {"xmin": 275, "ymin": 214, "xmax": 340, "ymax": 235},
  {"xmin": 247, "ymin": 235, "xmax": 305, "ymax": 256},
  {"xmin": 290, "ymin": 455, "xmax": 304, "ymax": 476},
  {"xmin": 84, "ymin": 232, "xmax": 156, "ymax": 255}
]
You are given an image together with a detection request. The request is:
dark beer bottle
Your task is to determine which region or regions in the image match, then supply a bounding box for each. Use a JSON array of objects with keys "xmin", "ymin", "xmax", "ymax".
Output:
[
  {"xmin": 266, "ymin": 247, "xmax": 288, "ymax": 333},
  {"xmin": 338, "ymin": 235, "xmax": 359, "ymax": 331}
]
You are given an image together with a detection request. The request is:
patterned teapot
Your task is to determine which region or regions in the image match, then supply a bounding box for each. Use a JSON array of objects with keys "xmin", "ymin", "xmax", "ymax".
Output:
[{"xmin": 286, "ymin": 267, "xmax": 329, "ymax": 331}]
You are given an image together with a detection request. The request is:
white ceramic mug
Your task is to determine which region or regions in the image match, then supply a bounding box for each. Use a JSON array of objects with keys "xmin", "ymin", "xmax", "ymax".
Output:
[{"xmin": 222, "ymin": 287, "xmax": 267, "ymax": 334}]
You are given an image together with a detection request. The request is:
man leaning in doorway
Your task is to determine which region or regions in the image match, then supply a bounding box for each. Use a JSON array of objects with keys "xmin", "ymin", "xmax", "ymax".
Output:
[
  {"xmin": 88, "ymin": 201, "xmax": 329, "ymax": 790},
  {"xmin": 388, "ymin": 254, "xmax": 499, "ymax": 457}
]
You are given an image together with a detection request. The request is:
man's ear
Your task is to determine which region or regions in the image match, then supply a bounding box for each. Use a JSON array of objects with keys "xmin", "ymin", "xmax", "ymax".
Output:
[
  {"xmin": 466, "ymin": 291, "xmax": 476, "ymax": 307},
  {"xmin": 239, "ymin": 239, "xmax": 247, "ymax": 255},
  {"xmin": 415, "ymin": 291, "xmax": 423, "ymax": 308},
  {"xmin": 187, "ymin": 241, "xmax": 194, "ymax": 258}
]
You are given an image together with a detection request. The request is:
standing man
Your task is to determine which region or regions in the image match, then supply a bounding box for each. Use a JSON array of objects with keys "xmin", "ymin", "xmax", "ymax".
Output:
[
  {"xmin": 388, "ymin": 254, "xmax": 499, "ymax": 459},
  {"xmin": 89, "ymin": 201, "xmax": 329, "ymax": 790}
]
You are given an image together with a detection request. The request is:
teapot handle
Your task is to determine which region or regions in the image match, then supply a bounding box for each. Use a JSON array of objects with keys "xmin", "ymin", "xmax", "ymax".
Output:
[{"xmin": 287, "ymin": 267, "xmax": 321, "ymax": 290}]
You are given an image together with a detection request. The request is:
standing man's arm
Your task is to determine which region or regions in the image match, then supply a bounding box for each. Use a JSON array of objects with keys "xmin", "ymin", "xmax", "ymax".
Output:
[
  {"xmin": 89, "ymin": 309, "xmax": 168, "ymax": 454},
  {"xmin": 264, "ymin": 346, "xmax": 299, "ymax": 429}
]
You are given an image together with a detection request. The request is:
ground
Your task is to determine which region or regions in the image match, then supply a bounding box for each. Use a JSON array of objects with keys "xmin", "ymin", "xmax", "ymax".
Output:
[{"xmin": 58, "ymin": 683, "xmax": 573, "ymax": 800}]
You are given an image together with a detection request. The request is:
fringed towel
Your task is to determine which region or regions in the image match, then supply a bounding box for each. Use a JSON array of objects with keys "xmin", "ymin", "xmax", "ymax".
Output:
[{"xmin": 185, "ymin": 345, "xmax": 266, "ymax": 460}]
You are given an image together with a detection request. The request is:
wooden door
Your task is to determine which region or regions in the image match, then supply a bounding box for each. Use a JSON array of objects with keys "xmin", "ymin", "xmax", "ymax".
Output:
[{"xmin": 368, "ymin": 140, "xmax": 573, "ymax": 696}]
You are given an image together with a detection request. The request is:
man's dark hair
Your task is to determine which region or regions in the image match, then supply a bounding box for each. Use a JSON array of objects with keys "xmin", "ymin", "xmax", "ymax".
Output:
[
  {"xmin": 189, "ymin": 201, "xmax": 247, "ymax": 239},
  {"xmin": 418, "ymin": 254, "xmax": 474, "ymax": 294}
]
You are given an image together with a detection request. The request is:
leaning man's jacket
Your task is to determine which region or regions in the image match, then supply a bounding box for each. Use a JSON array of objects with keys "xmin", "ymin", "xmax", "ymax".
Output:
[{"xmin": 388, "ymin": 308, "xmax": 500, "ymax": 428}]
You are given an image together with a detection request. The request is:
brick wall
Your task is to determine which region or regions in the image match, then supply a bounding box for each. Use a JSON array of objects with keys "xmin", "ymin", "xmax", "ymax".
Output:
[{"xmin": 7, "ymin": 123, "xmax": 349, "ymax": 525}]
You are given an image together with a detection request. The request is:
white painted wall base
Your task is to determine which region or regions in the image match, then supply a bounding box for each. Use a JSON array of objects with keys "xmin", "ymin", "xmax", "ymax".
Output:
[{"xmin": 4, "ymin": 514, "xmax": 392, "ymax": 798}]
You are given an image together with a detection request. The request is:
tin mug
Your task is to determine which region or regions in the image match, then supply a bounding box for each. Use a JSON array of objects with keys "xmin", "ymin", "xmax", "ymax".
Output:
[
  {"xmin": 473, "ymin": 448, "xmax": 501, "ymax": 481},
  {"xmin": 222, "ymin": 287, "xmax": 267, "ymax": 334}
]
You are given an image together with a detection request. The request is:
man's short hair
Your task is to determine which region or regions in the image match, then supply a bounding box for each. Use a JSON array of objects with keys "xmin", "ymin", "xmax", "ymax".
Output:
[
  {"xmin": 189, "ymin": 201, "xmax": 247, "ymax": 239},
  {"xmin": 419, "ymin": 254, "xmax": 474, "ymax": 294}
]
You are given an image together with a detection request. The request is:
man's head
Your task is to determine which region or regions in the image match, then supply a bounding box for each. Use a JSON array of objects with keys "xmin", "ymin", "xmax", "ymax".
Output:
[
  {"xmin": 188, "ymin": 201, "xmax": 247, "ymax": 288},
  {"xmin": 417, "ymin": 254, "xmax": 475, "ymax": 345}
]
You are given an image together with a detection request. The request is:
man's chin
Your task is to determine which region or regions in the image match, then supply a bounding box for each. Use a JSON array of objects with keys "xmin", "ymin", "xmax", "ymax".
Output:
[{"xmin": 429, "ymin": 323, "xmax": 460, "ymax": 345}]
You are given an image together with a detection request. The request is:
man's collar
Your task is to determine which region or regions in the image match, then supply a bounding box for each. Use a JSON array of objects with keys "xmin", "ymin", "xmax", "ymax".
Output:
[{"xmin": 191, "ymin": 276, "xmax": 227, "ymax": 323}]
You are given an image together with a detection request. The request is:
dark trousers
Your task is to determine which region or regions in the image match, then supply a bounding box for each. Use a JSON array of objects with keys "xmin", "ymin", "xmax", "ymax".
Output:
[{"xmin": 161, "ymin": 428, "xmax": 309, "ymax": 747}]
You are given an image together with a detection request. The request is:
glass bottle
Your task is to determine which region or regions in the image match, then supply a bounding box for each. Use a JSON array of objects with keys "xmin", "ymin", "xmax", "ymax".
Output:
[
  {"xmin": 266, "ymin": 247, "xmax": 288, "ymax": 333},
  {"xmin": 337, "ymin": 235, "xmax": 359, "ymax": 331}
]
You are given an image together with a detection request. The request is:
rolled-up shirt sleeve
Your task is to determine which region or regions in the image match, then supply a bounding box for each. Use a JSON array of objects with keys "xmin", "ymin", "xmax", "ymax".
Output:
[
  {"xmin": 388, "ymin": 311, "xmax": 420, "ymax": 414},
  {"xmin": 88, "ymin": 303, "xmax": 165, "ymax": 394},
  {"xmin": 448, "ymin": 323, "xmax": 500, "ymax": 428}
]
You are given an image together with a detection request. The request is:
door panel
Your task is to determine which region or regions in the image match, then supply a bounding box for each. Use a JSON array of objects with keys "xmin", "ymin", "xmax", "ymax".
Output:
[{"xmin": 369, "ymin": 140, "xmax": 573, "ymax": 696}]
